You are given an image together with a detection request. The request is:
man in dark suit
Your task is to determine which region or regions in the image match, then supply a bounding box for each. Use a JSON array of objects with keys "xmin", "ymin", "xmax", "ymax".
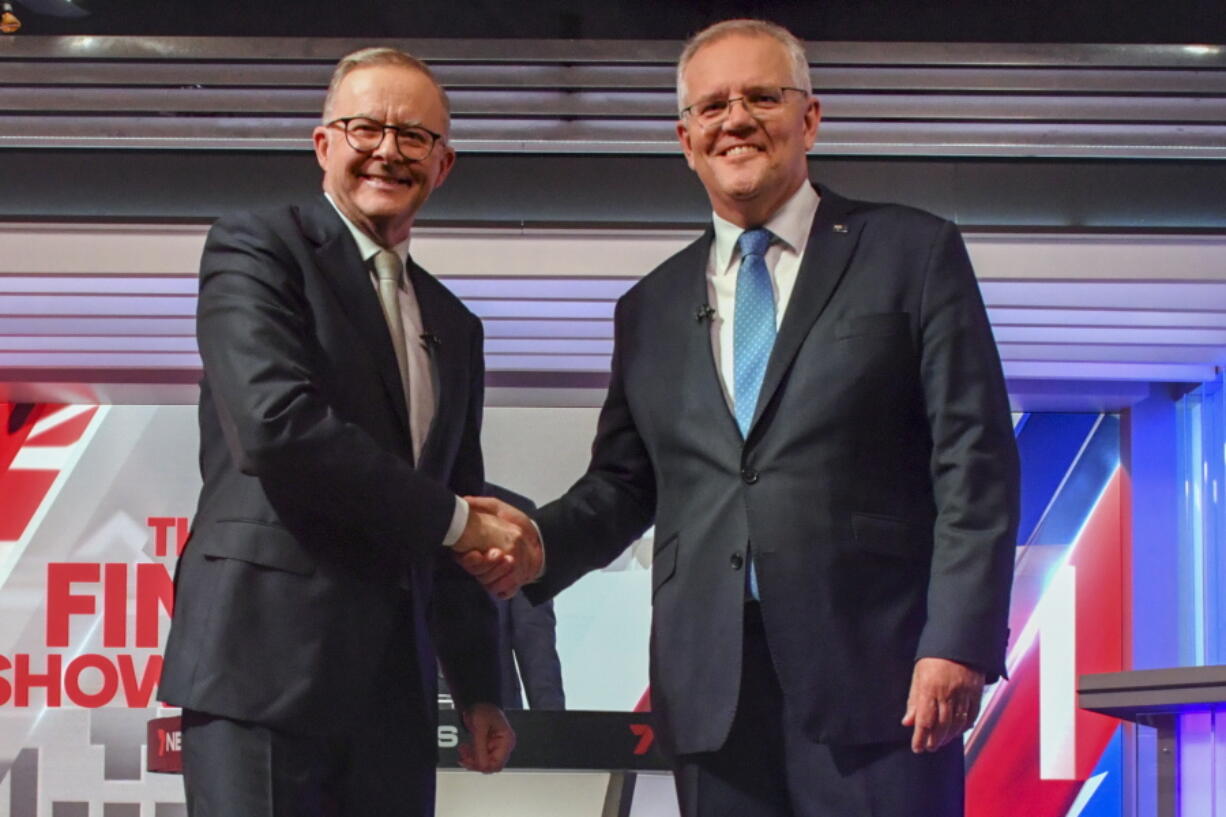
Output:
[
  {"xmin": 484, "ymin": 484, "xmax": 566, "ymax": 711},
  {"xmin": 159, "ymin": 47, "xmax": 529, "ymax": 817},
  {"xmin": 498, "ymin": 594, "xmax": 565, "ymax": 710},
  {"xmin": 465, "ymin": 19, "xmax": 1018, "ymax": 817}
]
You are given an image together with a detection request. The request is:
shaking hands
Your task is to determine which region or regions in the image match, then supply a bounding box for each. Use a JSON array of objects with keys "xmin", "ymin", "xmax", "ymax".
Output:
[{"xmin": 452, "ymin": 496, "xmax": 543, "ymax": 599}]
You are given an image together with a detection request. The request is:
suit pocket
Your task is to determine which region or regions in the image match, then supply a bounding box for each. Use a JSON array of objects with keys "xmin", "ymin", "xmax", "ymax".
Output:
[
  {"xmin": 851, "ymin": 512, "xmax": 926, "ymax": 562},
  {"xmin": 835, "ymin": 312, "xmax": 910, "ymax": 340},
  {"xmin": 200, "ymin": 519, "xmax": 317, "ymax": 576},
  {"xmin": 652, "ymin": 533, "xmax": 679, "ymax": 597}
]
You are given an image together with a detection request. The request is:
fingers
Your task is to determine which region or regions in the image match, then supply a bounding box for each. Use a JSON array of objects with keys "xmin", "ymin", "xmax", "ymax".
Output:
[
  {"xmin": 465, "ymin": 495, "xmax": 512, "ymax": 516},
  {"xmin": 455, "ymin": 548, "xmax": 514, "ymax": 581},
  {"xmin": 965, "ymin": 694, "xmax": 982, "ymax": 727},
  {"xmin": 453, "ymin": 509, "xmax": 510, "ymax": 554},
  {"xmin": 465, "ymin": 496, "xmax": 530, "ymax": 527},
  {"xmin": 485, "ymin": 727, "xmax": 514, "ymax": 772},
  {"xmin": 453, "ymin": 547, "xmax": 525, "ymax": 600},
  {"xmin": 469, "ymin": 721, "xmax": 494, "ymax": 773},
  {"xmin": 460, "ymin": 705, "xmax": 516, "ymax": 774},
  {"xmin": 453, "ymin": 547, "xmax": 522, "ymax": 609},
  {"xmin": 933, "ymin": 697, "xmax": 954, "ymax": 751},
  {"xmin": 465, "ymin": 520, "xmax": 543, "ymax": 598},
  {"xmin": 452, "ymin": 498, "xmax": 544, "ymax": 598},
  {"xmin": 907, "ymin": 696, "xmax": 938, "ymax": 753},
  {"xmin": 948, "ymin": 690, "xmax": 981, "ymax": 740},
  {"xmin": 911, "ymin": 695, "xmax": 970, "ymax": 753},
  {"xmin": 903, "ymin": 657, "xmax": 985, "ymax": 753},
  {"xmin": 486, "ymin": 567, "xmax": 525, "ymax": 600},
  {"xmin": 459, "ymin": 710, "xmax": 492, "ymax": 774}
]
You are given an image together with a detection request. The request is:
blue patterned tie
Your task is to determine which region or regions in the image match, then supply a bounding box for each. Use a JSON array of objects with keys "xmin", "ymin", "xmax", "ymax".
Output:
[
  {"xmin": 734, "ymin": 228, "xmax": 776, "ymax": 436},
  {"xmin": 733, "ymin": 227, "xmax": 775, "ymax": 600}
]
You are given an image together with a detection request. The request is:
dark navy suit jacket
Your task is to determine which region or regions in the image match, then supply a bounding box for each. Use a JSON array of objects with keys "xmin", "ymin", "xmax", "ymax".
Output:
[
  {"xmin": 485, "ymin": 484, "xmax": 565, "ymax": 710},
  {"xmin": 160, "ymin": 195, "xmax": 500, "ymax": 753},
  {"xmin": 527, "ymin": 184, "xmax": 1019, "ymax": 756}
]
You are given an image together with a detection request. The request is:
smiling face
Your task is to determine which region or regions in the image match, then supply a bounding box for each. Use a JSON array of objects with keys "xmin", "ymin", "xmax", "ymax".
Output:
[
  {"xmin": 677, "ymin": 33, "xmax": 820, "ymax": 228},
  {"xmin": 312, "ymin": 64, "xmax": 455, "ymax": 247}
]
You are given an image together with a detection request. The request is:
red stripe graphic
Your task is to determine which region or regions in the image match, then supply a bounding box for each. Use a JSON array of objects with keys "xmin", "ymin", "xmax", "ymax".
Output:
[
  {"xmin": 966, "ymin": 470, "xmax": 1125, "ymax": 816},
  {"xmin": 0, "ymin": 403, "xmax": 98, "ymax": 542}
]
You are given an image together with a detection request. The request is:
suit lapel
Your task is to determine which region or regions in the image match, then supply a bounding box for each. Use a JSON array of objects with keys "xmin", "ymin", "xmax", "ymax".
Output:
[
  {"xmin": 298, "ymin": 195, "xmax": 411, "ymax": 436},
  {"xmin": 679, "ymin": 228, "xmax": 745, "ymax": 450},
  {"xmin": 406, "ymin": 259, "xmax": 457, "ymax": 473},
  {"xmin": 748, "ymin": 185, "xmax": 864, "ymax": 437}
]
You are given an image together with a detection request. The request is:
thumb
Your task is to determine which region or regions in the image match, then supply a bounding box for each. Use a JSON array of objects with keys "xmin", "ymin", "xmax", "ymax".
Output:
[
  {"xmin": 457, "ymin": 741, "xmax": 476, "ymax": 771},
  {"xmin": 901, "ymin": 697, "xmax": 917, "ymax": 726},
  {"xmin": 468, "ymin": 716, "xmax": 491, "ymax": 769}
]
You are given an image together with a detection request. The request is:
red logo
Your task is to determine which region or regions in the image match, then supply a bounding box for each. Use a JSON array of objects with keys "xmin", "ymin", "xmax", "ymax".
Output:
[
  {"xmin": 155, "ymin": 727, "xmax": 180, "ymax": 757},
  {"xmin": 629, "ymin": 723, "xmax": 654, "ymax": 755}
]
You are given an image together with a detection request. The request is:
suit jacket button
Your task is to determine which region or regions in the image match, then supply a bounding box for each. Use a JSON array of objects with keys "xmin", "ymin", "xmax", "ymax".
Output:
[
  {"xmin": 730, "ymin": 552, "xmax": 744, "ymax": 570},
  {"xmin": 741, "ymin": 468, "xmax": 759, "ymax": 484}
]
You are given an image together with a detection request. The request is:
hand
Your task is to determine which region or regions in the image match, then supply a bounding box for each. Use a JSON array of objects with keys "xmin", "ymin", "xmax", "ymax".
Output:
[
  {"xmin": 901, "ymin": 657, "xmax": 985, "ymax": 753},
  {"xmin": 453, "ymin": 506, "xmax": 523, "ymax": 556},
  {"xmin": 459, "ymin": 702, "xmax": 516, "ymax": 773},
  {"xmin": 455, "ymin": 496, "xmax": 543, "ymax": 599}
]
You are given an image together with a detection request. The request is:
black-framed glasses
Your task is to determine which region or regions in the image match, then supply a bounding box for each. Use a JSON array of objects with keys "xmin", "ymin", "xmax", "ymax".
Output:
[
  {"xmin": 680, "ymin": 86, "xmax": 810, "ymax": 129},
  {"xmin": 326, "ymin": 116, "xmax": 444, "ymax": 161}
]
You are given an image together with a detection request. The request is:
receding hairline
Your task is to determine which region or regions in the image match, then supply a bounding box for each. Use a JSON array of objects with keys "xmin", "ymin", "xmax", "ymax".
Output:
[
  {"xmin": 321, "ymin": 47, "xmax": 452, "ymax": 133},
  {"xmin": 676, "ymin": 19, "xmax": 813, "ymax": 111}
]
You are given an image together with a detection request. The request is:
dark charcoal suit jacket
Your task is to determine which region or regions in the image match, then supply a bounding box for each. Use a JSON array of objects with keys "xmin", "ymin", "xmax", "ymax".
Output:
[
  {"xmin": 159, "ymin": 194, "xmax": 500, "ymax": 753},
  {"xmin": 527, "ymin": 184, "xmax": 1019, "ymax": 756},
  {"xmin": 484, "ymin": 484, "xmax": 566, "ymax": 711}
]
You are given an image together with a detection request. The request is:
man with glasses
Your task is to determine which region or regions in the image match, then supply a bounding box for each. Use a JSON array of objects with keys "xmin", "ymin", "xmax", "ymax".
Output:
[
  {"xmin": 160, "ymin": 48, "xmax": 525, "ymax": 817},
  {"xmin": 466, "ymin": 19, "xmax": 1017, "ymax": 817}
]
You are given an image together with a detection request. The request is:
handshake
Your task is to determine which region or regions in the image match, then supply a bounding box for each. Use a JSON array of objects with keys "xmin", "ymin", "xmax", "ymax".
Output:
[{"xmin": 452, "ymin": 496, "xmax": 543, "ymax": 599}]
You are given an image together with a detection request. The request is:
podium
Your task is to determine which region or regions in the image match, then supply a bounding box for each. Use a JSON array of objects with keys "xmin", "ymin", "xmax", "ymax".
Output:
[{"xmin": 1079, "ymin": 665, "xmax": 1226, "ymax": 817}]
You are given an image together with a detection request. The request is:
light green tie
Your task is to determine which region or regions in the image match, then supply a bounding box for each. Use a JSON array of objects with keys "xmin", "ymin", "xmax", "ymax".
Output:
[{"xmin": 373, "ymin": 249, "xmax": 411, "ymax": 415}]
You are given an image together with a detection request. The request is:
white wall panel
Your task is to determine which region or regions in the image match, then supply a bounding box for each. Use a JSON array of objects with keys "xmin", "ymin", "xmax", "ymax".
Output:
[{"xmin": 4, "ymin": 223, "xmax": 1226, "ymax": 396}]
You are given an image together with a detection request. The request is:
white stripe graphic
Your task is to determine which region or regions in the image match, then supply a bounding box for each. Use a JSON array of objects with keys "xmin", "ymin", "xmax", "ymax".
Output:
[
  {"xmin": 27, "ymin": 403, "xmax": 95, "ymax": 439},
  {"xmin": 1064, "ymin": 772, "xmax": 1108, "ymax": 817},
  {"xmin": 1039, "ymin": 564, "xmax": 1078, "ymax": 780},
  {"xmin": 10, "ymin": 446, "xmax": 73, "ymax": 470},
  {"xmin": 0, "ymin": 405, "xmax": 108, "ymax": 588}
]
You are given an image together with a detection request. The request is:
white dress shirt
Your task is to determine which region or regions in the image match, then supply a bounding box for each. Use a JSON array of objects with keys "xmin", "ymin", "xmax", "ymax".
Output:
[
  {"xmin": 706, "ymin": 182, "xmax": 821, "ymax": 411},
  {"xmin": 325, "ymin": 194, "xmax": 469, "ymax": 545}
]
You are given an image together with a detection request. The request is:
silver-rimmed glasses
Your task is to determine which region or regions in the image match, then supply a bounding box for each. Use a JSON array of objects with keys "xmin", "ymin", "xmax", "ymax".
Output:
[{"xmin": 680, "ymin": 86, "xmax": 810, "ymax": 129}]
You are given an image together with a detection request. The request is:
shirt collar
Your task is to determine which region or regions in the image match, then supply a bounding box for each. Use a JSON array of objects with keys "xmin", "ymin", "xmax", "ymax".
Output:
[
  {"xmin": 324, "ymin": 193, "xmax": 411, "ymax": 271},
  {"xmin": 711, "ymin": 181, "xmax": 821, "ymax": 276}
]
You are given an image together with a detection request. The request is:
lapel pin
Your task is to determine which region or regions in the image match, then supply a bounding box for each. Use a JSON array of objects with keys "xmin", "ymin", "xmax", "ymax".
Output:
[{"xmin": 833, "ymin": 223, "xmax": 848, "ymax": 233}]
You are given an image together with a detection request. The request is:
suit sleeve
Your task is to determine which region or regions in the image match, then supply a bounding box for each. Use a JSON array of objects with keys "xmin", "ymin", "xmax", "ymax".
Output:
[
  {"xmin": 431, "ymin": 317, "xmax": 502, "ymax": 710},
  {"xmin": 527, "ymin": 296, "xmax": 657, "ymax": 603},
  {"xmin": 196, "ymin": 213, "xmax": 457, "ymax": 560},
  {"xmin": 914, "ymin": 220, "xmax": 1020, "ymax": 682}
]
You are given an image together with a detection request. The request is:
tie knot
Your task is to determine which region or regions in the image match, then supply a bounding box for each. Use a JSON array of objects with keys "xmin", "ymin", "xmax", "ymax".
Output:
[
  {"xmin": 738, "ymin": 228, "xmax": 773, "ymax": 259},
  {"xmin": 373, "ymin": 249, "xmax": 402, "ymax": 285}
]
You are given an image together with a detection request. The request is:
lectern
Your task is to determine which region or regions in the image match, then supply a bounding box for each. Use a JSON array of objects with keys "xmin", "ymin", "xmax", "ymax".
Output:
[{"xmin": 1079, "ymin": 665, "xmax": 1226, "ymax": 817}]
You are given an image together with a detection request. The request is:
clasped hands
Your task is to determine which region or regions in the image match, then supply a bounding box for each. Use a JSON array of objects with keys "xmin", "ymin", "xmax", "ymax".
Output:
[{"xmin": 452, "ymin": 496, "xmax": 542, "ymax": 598}]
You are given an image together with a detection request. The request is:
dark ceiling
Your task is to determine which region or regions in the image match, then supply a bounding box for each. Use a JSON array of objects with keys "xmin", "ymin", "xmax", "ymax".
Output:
[{"xmin": 7, "ymin": 0, "xmax": 1226, "ymax": 42}]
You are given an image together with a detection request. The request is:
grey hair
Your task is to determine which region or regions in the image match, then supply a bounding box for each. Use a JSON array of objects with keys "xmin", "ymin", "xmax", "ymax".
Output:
[
  {"xmin": 321, "ymin": 47, "xmax": 451, "ymax": 133},
  {"xmin": 676, "ymin": 19, "xmax": 812, "ymax": 112}
]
